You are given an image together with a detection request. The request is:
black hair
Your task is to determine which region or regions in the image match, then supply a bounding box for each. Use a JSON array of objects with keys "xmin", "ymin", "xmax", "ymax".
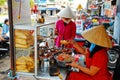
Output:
[
  {"xmin": 111, "ymin": 0, "xmax": 116, "ymax": 6},
  {"xmin": 4, "ymin": 19, "xmax": 9, "ymax": 24},
  {"xmin": 84, "ymin": 40, "xmax": 91, "ymax": 48},
  {"xmin": 89, "ymin": 45, "xmax": 105, "ymax": 58}
]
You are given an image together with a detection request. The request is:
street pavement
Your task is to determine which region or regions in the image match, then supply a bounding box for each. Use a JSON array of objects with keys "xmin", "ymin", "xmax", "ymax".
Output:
[{"xmin": 0, "ymin": 56, "xmax": 10, "ymax": 80}]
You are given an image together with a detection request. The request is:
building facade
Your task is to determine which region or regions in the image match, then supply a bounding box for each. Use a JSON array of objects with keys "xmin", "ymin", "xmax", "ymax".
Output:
[{"xmin": 34, "ymin": 0, "xmax": 75, "ymax": 16}]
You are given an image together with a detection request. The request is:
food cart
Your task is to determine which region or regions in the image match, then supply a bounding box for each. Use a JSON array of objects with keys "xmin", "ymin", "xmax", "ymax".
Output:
[
  {"xmin": 7, "ymin": 0, "xmax": 71, "ymax": 80},
  {"xmin": 13, "ymin": 23, "xmax": 69, "ymax": 80}
]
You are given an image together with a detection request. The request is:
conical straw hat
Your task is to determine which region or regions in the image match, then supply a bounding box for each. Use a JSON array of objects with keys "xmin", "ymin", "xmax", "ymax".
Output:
[
  {"xmin": 77, "ymin": 4, "xmax": 83, "ymax": 10},
  {"xmin": 81, "ymin": 25, "xmax": 112, "ymax": 48},
  {"xmin": 57, "ymin": 6, "xmax": 76, "ymax": 19}
]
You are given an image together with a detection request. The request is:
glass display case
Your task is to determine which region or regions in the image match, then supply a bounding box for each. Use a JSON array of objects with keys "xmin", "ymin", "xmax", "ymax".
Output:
[{"xmin": 14, "ymin": 22, "xmax": 62, "ymax": 78}]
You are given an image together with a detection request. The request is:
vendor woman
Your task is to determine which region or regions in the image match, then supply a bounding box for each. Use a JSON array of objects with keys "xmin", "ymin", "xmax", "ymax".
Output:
[
  {"xmin": 66, "ymin": 25, "xmax": 112, "ymax": 80},
  {"xmin": 55, "ymin": 6, "xmax": 76, "ymax": 48}
]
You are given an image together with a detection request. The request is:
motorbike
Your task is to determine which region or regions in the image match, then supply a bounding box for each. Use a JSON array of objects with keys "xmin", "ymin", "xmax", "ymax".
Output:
[
  {"xmin": 104, "ymin": 19, "xmax": 120, "ymax": 70},
  {"xmin": 0, "ymin": 39, "xmax": 9, "ymax": 59},
  {"xmin": 107, "ymin": 36, "xmax": 120, "ymax": 69}
]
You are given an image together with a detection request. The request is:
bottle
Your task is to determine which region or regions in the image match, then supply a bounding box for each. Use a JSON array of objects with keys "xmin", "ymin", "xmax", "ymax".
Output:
[
  {"xmin": 50, "ymin": 56, "xmax": 55, "ymax": 67},
  {"xmin": 40, "ymin": 15, "xmax": 45, "ymax": 23},
  {"xmin": 43, "ymin": 58, "xmax": 49, "ymax": 72}
]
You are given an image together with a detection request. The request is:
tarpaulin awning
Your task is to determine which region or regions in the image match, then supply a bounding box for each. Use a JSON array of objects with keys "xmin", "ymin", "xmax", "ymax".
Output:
[
  {"xmin": 47, "ymin": 8, "xmax": 57, "ymax": 10},
  {"xmin": 38, "ymin": 7, "xmax": 46, "ymax": 10},
  {"xmin": 38, "ymin": 8, "xmax": 58, "ymax": 10}
]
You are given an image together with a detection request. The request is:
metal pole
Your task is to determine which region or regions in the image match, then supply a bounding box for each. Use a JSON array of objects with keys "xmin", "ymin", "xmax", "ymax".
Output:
[
  {"xmin": 113, "ymin": 0, "xmax": 120, "ymax": 45},
  {"xmin": 7, "ymin": 0, "xmax": 16, "ymax": 79},
  {"xmin": 86, "ymin": 0, "xmax": 89, "ymax": 10}
]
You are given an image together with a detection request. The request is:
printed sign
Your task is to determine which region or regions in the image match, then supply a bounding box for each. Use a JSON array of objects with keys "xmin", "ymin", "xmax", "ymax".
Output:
[{"xmin": 75, "ymin": 20, "xmax": 83, "ymax": 34}]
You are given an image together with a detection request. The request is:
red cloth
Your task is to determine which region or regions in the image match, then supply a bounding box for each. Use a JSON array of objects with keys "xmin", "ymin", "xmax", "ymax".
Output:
[
  {"xmin": 55, "ymin": 19, "xmax": 76, "ymax": 47},
  {"xmin": 67, "ymin": 49, "xmax": 112, "ymax": 80}
]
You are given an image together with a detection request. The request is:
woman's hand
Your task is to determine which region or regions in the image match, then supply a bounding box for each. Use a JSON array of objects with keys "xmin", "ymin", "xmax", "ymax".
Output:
[
  {"xmin": 0, "ymin": 36, "xmax": 4, "ymax": 41},
  {"xmin": 66, "ymin": 61, "xmax": 79, "ymax": 68},
  {"xmin": 69, "ymin": 40, "xmax": 85, "ymax": 54},
  {"xmin": 68, "ymin": 40, "xmax": 79, "ymax": 48},
  {"xmin": 60, "ymin": 40, "xmax": 69, "ymax": 45},
  {"xmin": 55, "ymin": 28, "xmax": 58, "ymax": 35}
]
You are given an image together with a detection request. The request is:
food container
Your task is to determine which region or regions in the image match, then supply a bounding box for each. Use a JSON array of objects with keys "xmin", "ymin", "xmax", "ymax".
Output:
[
  {"xmin": 54, "ymin": 52, "xmax": 73, "ymax": 67},
  {"xmin": 49, "ymin": 66, "xmax": 60, "ymax": 76},
  {"xmin": 40, "ymin": 58, "xmax": 49, "ymax": 72}
]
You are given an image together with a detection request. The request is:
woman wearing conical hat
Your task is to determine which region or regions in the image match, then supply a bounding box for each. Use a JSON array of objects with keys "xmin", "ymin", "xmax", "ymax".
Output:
[
  {"xmin": 55, "ymin": 6, "xmax": 76, "ymax": 48},
  {"xmin": 66, "ymin": 25, "xmax": 112, "ymax": 80}
]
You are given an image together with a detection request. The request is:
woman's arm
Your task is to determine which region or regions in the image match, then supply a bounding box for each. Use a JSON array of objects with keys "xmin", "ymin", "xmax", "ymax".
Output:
[
  {"xmin": 55, "ymin": 21, "xmax": 59, "ymax": 35},
  {"xmin": 0, "ymin": 36, "xmax": 4, "ymax": 41},
  {"xmin": 69, "ymin": 40, "xmax": 86, "ymax": 54},
  {"xmin": 55, "ymin": 28, "xmax": 58, "ymax": 35},
  {"xmin": 69, "ymin": 62, "xmax": 100, "ymax": 76},
  {"xmin": 71, "ymin": 22, "xmax": 76, "ymax": 39},
  {"xmin": 77, "ymin": 65, "xmax": 100, "ymax": 76}
]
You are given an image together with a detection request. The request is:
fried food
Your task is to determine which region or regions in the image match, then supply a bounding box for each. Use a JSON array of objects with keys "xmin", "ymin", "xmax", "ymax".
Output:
[
  {"xmin": 60, "ymin": 40, "xmax": 69, "ymax": 45},
  {"xmin": 56, "ymin": 53, "xmax": 73, "ymax": 62}
]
